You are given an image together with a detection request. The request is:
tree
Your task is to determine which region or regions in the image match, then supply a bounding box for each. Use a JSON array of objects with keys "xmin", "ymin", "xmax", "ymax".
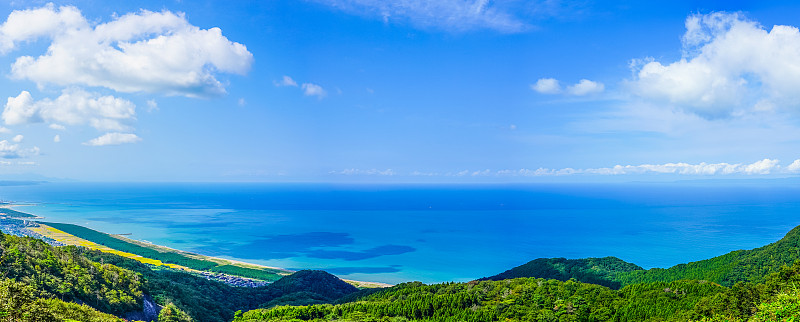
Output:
[{"xmin": 158, "ymin": 303, "xmax": 193, "ymax": 322}]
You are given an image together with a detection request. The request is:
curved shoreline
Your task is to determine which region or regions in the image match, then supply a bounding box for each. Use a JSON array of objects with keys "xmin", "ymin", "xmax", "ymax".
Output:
[{"xmin": 6, "ymin": 205, "xmax": 392, "ymax": 288}]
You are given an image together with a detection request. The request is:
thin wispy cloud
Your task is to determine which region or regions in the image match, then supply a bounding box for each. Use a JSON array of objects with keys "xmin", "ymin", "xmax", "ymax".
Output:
[
  {"xmin": 310, "ymin": 0, "xmax": 528, "ymax": 32},
  {"xmin": 83, "ymin": 132, "xmax": 142, "ymax": 146},
  {"xmin": 331, "ymin": 168, "xmax": 395, "ymax": 176},
  {"xmin": 501, "ymin": 159, "xmax": 794, "ymax": 177},
  {"xmin": 274, "ymin": 75, "xmax": 298, "ymax": 87},
  {"xmin": 302, "ymin": 83, "xmax": 327, "ymax": 98},
  {"xmin": 353, "ymin": 159, "xmax": 800, "ymax": 178},
  {"xmin": 532, "ymin": 78, "xmax": 605, "ymax": 96}
]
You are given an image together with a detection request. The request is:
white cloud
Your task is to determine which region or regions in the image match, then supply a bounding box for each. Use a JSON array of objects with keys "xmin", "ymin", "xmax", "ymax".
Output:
[
  {"xmin": 275, "ymin": 75, "xmax": 298, "ymax": 87},
  {"xmin": 0, "ymin": 3, "xmax": 85, "ymax": 54},
  {"xmin": 0, "ymin": 139, "xmax": 38, "ymax": 159},
  {"xmin": 238, "ymin": 98, "xmax": 246, "ymax": 106},
  {"xmin": 0, "ymin": 127, "xmax": 9, "ymax": 134},
  {"xmin": 531, "ymin": 78, "xmax": 561, "ymax": 94},
  {"xmin": 49, "ymin": 124, "xmax": 65, "ymax": 130},
  {"xmin": 532, "ymin": 78, "xmax": 604, "ymax": 96},
  {"xmin": 567, "ymin": 79, "xmax": 605, "ymax": 96},
  {"xmin": 498, "ymin": 159, "xmax": 789, "ymax": 177},
  {"xmin": 3, "ymin": 89, "xmax": 136, "ymax": 132},
  {"xmin": 11, "ymin": 134, "xmax": 22, "ymax": 143},
  {"xmin": 146, "ymin": 99, "xmax": 158, "ymax": 112},
  {"xmin": 787, "ymin": 159, "xmax": 800, "ymax": 172},
  {"xmin": 629, "ymin": 12, "xmax": 800, "ymax": 118},
  {"xmin": 302, "ymin": 83, "xmax": 327, "ymax": 98},
  {"xmin": 311, "ymin": 0, "xmax": 526, "ymax": 32},
  {"xmin": 53, "ymin": 134, "xmax": 60, "ymax": 143},
  {"xmin": 330, "ymin": 168, "xmax": 395, "ymax": 176},
  {"xmin": 83, "ymin": 132, "xmax": 141, "ymax": 146},
  {"xmin": 0, "ymin": 4, "xmax": 252, "ymax": 97}
]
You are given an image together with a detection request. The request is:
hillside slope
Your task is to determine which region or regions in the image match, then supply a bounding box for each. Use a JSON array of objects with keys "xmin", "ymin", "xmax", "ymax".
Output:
[
  {"xmin": 482, "ymin": 225, "xmax": 800, "ymax": 288},
  {"xmin": 617, "ymin": 225, "xmax": 800, "ymax": 287},
  {"xmin": 481, "ymin": 256, "xmax": 643, "ymax": 289}
]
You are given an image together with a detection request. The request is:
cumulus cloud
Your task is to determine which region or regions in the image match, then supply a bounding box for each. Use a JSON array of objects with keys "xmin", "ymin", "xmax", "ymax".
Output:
[
  {"xmin": 0, "ymin": 4, "xmax": 252, "ymax": 97},
  {"xmin": 787, "ymin": 159, "xmax": 800, "ymax": 172},
  {"xmin": 629, "ymin": 12, "xmax": 800, "ymax": 118},
  {"xmin": 567, "ymin": 79, "xmax": 605, "ymax": 96},
  {"xmin": 311, "ymin": 0, "xmax": 527, "ymax": 32},
  {"xmin": 0, "ymin": 139, "xmax": 39, "ymax": 159},
  {"xmin": 53, "ymin": 134, "xmax": 60, "ymax": 143},
  {"xmin": 302, "ymin": 83, "xmax": 327, "ymax": 98},
  {"xmin": 532, "ymin": 78, "xmax": 604, "ymax": 96},
  {"xmin": 11, "ymin": 134, "xmax": 22, "ymax": 143},
  {"xmin": 83, "ymin": 132, "xmax": 141, "ymax": 146},
  {"xmin": 3, "ymin": 89, "xmax": 136, "ymax": 131},
  {"xmin": 531, "ymin": 78, "xmax": 561, "ymax": 94}
]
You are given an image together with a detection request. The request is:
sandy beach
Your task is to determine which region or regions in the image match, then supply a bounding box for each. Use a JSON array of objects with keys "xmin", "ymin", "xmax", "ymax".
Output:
[{"xmin": 16, "ymin": 207, "xmax": 392, "ymax": 288}]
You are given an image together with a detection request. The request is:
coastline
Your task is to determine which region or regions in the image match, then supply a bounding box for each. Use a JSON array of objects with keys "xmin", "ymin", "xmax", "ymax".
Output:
[{"xmin": 3, "ymin": 205, "xmax": 391, "ymax": 289}]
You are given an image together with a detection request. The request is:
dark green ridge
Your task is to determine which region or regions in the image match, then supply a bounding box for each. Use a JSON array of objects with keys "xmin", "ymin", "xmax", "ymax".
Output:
[
  {"xmin": 616, "ymin": 225, "xmax": 800, "ymax": 287},
  {"xmin": 480, "ymin": 256, "xmax": 643, "ymax": 289},
  {"xmin": 481, "ymin": 225, "xmax": 800, "ymax": 289}
]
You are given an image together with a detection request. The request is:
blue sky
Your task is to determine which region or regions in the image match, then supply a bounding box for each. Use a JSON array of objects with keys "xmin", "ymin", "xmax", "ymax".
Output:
[{"xmin": 1, "ymin": 1, "xmax": 800, "ymax": 182}]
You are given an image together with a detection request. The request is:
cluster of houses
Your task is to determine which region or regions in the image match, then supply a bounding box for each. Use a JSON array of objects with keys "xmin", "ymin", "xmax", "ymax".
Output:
[
  {"xmin": 1, "ymin": 209, "xmax": 271, "ymax": 288},
  {"xmin": 0, "ymin": 216, "xmax": 64, "ymax": 246}
]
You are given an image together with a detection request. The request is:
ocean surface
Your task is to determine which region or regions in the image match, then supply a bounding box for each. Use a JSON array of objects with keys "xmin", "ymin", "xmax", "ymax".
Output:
[{"xmin": 1, "ymin": 181, "xmax": 800, "ymax": 284}]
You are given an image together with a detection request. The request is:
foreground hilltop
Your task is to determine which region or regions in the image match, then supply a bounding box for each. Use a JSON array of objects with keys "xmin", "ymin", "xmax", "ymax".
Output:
[{"xmin": 0, "ymin": 231, "xmax": 361, "ymax": 322}]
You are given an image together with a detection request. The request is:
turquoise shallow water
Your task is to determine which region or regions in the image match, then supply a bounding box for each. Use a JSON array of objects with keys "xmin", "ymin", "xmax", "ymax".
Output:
[{"xmin": 1, "ymin": 181, "xmax": 799, "ymax": 284}]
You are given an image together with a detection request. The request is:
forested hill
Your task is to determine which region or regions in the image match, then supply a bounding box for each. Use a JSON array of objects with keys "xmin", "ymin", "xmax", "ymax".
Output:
[
  {"xmin": 481, "ymin": 225, "xmax": 800, "ymax": 289},
  {"xmin": 0, "ymin": 231, "xmax": 361, "ymax": 322},
  {"xmin": 235, "ymin": 261, "xmax": 800, "ymax": 321},
  {"xmin": 233, "ymin": 224, "xmax": 800, "ymax": 322},
  {"xmin": 617, "ymin": 224, "xmax": 800, "ymax": 287},
  {"xmin": 481, "ymin": 256, "xmax": 643, "ymax": 289},
  {"xmin": 7, "ymin": 222, "xmax": 800, "ymax": 321}
]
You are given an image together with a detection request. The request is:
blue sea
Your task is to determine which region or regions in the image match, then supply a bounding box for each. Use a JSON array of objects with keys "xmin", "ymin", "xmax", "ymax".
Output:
[{"xmin": 1, "ymin": 181, "xmax": 800, "ymax": 284}]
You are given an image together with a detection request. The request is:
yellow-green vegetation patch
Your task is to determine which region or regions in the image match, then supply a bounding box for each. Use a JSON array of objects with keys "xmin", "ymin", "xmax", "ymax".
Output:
[
  {"xmin": 40, "ymin": 221, "xmax": 287, "ymax": 282},
  {"xmin": 30, "ymin": 224, "xmax": 181, "ymax": 268}
]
